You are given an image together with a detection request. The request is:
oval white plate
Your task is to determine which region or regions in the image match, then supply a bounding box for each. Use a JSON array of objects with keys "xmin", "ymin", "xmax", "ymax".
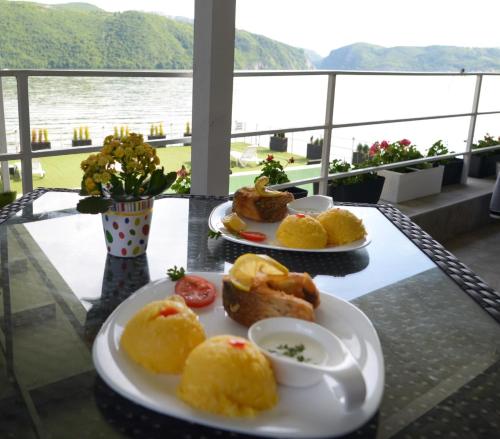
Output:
[
  {"xmin": 92, "ymin": 272, "xmax": 385, "ymax": 438},
  {"xmin": 208, "ymin": 201, "xmax": 371, "ymax": 252}
]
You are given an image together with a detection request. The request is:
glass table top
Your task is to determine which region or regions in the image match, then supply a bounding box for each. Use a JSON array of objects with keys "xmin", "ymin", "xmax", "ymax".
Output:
[{"xmin": 1, "ymin": 191, "xmax": 499, "ymax": 439}]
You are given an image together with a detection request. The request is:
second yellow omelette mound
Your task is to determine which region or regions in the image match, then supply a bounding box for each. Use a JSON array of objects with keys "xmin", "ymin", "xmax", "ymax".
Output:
[
  {"xmin": 177, "ymin": 335, "xmax": 278, "ymax": 417},
  {"xmin": 120, "ymin": 295, "xmax": 205, "ymax": 374},
  {"xmin": 317, "ymin": 208, "xmax": 366, "ymax": 245},
  {"xmin": 276, "ymin": 214, "xmax": 328, "ymax": 249}
]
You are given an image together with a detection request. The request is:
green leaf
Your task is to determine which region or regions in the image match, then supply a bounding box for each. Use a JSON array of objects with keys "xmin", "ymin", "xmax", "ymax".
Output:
[
  {"xmin": 146, "ymin": 169, "xmax": 177, "ymax": 196},
  {"xmin": 76, "ymin": 197, "xmax": 113, "ymax": 214},
  {"xmin": 109, "ymin": 174, "xmax": 125, "ymax": 197}
]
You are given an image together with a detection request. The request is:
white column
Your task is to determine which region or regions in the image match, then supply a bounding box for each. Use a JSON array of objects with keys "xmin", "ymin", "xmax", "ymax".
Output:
[
  {"xmin": 0, "ymin": 79, "xmax": 10, "ymax": 191},
  {"xmin": 190, "ymin": 0, "xmax": 236, "ymax": 196}
]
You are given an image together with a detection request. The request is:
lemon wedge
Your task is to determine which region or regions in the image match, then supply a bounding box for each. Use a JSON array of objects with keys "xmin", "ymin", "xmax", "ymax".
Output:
[
  {"xmin": 222, "ymin": 212, "xmax": 247, "ymax": 233},
  {"xmin": 254, "ymin": 176, "xmax": 283, "ymax": 197},
  {"xmin": 229, "ymin": 254, "xmax": 289, "ymax": 292}
]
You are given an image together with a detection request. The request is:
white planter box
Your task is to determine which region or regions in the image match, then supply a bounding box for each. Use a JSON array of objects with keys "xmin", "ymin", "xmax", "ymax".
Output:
[{"xmin": 379, "ymin": 166, "xmax": 444, "ymax": 203}]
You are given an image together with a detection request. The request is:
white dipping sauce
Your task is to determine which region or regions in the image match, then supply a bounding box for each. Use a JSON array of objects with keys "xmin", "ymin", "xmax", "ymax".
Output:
[{"xmin": 260, "ymin": 332, "xmax": 327, "ymax": 365}]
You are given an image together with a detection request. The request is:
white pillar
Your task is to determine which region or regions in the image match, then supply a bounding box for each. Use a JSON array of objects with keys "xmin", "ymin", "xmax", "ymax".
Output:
[
  {"xmin": 190, "ymin": 0, "xmax": 236, "ymax": 196},
  {"xmin": 0, "ymin": 79, "xmax": 10, "ymax": 191}
]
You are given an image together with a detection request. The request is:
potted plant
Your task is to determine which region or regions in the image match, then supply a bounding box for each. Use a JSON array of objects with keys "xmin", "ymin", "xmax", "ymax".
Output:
[
  {"xmin": 171, "ymin": 165, "xmax": 191, "ymax": 194},
  {"xmin": 352, "ymin": 143, "xmax": 369, "ymax": 165},
  {"xmin": 147, "ymin": 123, "xmax": 167, "ymax": 146},
  {"xmin": 0, "ymin": 191, "xmax": 17, "ymax": 208},
  {"xmin": 313, "ymin": 159, "xmax": 385, "ymax": 203},
  {"xmin": 255, "ymin": 154, "xmax": 307, "ymax": 199},
  {"xmin": 76, "ymin": 133, "xmax": 177, "ymax": 258},
  {"xmin": 72, "ymin": 126, "xmax": 92, "ymax": 147},
  {"xmin": 426, "ymin": 140, "xmax": 463, "ymax": 186},
  {"xmin": 468, "ymin": 134, "xmax": 500, "ymax": 178},
  {"xmin": 306, "ymin": 136, "xmax": 323, "ymax": 163},
  {"xmin": 370, "ymin": 139, "xmax": 444, "ymax": 203},
  {"xmin": 269, "ymin": 132, "xmax": 288, "ymax": 152},
  {"xmin": 183, "ymin": 121, "xmax": 191, "ymax": 146},
  {"xmin": 31, "ymin": 128, "xmax": 51, "ymax": 150}
]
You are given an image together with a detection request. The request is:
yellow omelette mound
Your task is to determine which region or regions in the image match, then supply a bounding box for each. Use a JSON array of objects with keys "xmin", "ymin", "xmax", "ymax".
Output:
[
  {"xmin": 177, "ymin": 335, "xmax": 278, "ymax": 417},
  {"xmin": 317, "ymin": 208, "xmax": 366, "ymax": 245},
  {"xmin": 276, "ymin": 214, "xmax": 328, "ymax": 249},
  {"xmin": 120, "ymin": 295, "xmax": 205, "ymax": 374}
]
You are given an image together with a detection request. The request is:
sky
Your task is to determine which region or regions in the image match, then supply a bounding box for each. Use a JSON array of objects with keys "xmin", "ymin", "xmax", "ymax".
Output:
[{"xmin": 13, "ymin": 0, "xmax": 500, "ymax": 56}]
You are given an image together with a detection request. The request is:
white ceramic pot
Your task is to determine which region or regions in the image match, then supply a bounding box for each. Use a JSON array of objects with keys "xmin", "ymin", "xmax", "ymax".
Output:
[
  {"xmin": 379, "ymin": 165, "xmax": 444, "ymax": 203},
  {"xmin": 101, "ymin": 198, "xmax": 154, "ymax": 258}
]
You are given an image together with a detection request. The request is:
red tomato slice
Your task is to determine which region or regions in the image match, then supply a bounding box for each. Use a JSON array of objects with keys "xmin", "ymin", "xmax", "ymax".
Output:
[
  {"xmin": 174, "ymin": 275, "xmax": 216, "ymax": 308},
  {"xmin": 239, "ymin": 231, "xmax": 267, "ymax": 242}
]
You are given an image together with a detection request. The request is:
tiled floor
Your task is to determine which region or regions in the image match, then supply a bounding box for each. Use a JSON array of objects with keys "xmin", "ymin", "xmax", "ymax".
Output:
[{"xmin": 444, "ymin": 220, "xmax": 500, "ymax": 291}]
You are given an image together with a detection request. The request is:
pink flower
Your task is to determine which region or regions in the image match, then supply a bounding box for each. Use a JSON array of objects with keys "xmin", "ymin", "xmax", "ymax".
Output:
[
  {"xmin": 399, "ymin": 138, "xmax": 411, "ymax": 147},
  {"xmin": 266, "ymin": 154, "xmax": 274, "ymax": 162},
  {"xmin": 177, "ymin": 165, "xmax": 189, "ymax": 178},
  {"xmin": 369, "ymin": 142, "xmax": 380, "ymax": 157},
  {"xmin": 380, "ymin": 140, "xmax": 390, "ymax": 149},
  {"xmin": 288, "ymin": 156, "xmax": 295, "ymax": 164}
]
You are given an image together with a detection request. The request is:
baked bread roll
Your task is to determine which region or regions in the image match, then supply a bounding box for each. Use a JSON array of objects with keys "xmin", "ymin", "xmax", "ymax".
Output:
[
  {"xmin": 232, "ymin": 177, "xmax": 294, "ymax": 222},
  {"xmin": 222, "ymin": 272, "xmax": 320, "ymax": 327}
]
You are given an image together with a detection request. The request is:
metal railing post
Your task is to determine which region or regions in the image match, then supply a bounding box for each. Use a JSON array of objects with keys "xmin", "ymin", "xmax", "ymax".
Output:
[
  {"xmin": 16, "ymin": 74, "xmax": 33, "ymax": 193},
  {"xmin": 0, "ymin": 78, "xmax": 10, "ymax": 191},
  {"xmin": 462, "ymin": 74, "xmax": 483, "ymax": 183},
  {"xmin": 319, "ymin": 73, "xmax": 336, "ymax": 194}
]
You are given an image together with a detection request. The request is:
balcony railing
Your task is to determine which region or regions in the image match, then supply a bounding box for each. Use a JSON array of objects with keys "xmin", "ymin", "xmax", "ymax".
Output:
[{"xmin": 1, "ymin": 69, "xmax": 500, "ymax": 195}]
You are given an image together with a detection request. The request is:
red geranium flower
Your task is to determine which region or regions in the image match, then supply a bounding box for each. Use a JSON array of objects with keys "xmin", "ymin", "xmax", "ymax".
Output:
[
  {"xmin": 380, "ymin": 140, "xmax": 390, "ymax": 149},
  {"xmin": 399, "ymin": 138, "xmax": 411, "ymax": 147},
  {"xmin": 266, "ymin": 154, "xmax": 274, "ymax": 162}
]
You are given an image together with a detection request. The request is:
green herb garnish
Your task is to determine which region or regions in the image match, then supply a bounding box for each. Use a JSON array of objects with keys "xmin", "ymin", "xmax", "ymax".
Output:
[
  {"xmin": 274, "ymin": 344, "xmax": 311, "ymax": 363},
  {"xmin": 208, "ymin": 230, "xmax": 222, "ymax": 239},
  {"xmin": 167, "ymin": 265, "xmax": 185, "ymax": 281}
]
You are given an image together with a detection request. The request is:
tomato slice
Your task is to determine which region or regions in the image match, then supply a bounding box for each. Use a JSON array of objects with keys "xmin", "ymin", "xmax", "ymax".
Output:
[
  {"xmin": 239, "ymin": 231, "xmax": 267, "ymax": 242},
  {"xmin": 174, "ymin": 275, "xmax": 216, "ymax": 308}
]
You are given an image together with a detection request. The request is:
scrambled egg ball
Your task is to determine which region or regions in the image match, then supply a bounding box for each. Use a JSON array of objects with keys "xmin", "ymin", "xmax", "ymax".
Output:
[
  {"xmin": 317, "ymin": 208, "xmax": 366, "ymax": 245},
  {"xmin": 120, "ymin": 295, "xmax": 205, "ymax": 374},
  {"xmin": 177, "ymin": 335, "xmax": 278, "ymax": 417},
  {"xmin": 276, "ymin": 214, "xmax": 328, "ymax": 249}
]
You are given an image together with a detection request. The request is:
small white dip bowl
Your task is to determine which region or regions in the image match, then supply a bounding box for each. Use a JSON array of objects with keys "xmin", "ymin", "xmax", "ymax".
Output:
[
  {"xmin": 248, "ymin": 317, "xmax": 366, "ymax": 410},
  {"xmin": 287, "ymin": 195, "xmax": 333, "ymax": 216}
]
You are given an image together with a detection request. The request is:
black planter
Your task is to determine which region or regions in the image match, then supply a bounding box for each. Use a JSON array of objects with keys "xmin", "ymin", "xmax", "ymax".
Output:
[
  {"xmin": 270, "ymin": 136, "xmax": 288, "ymax": 152},
  {"xmin": 437, "ymin": 158, "xmax": 463, "ymax": 185},
  {"xmin": 147, "ymin": 135, "xmax": 168, "ymax": 146},
  {"xmin": 468, "ymin": 153, "xmax": 500, "ymax": 178},
  {"xmin": 282, "ymin": 186, "xmax": 308, "ymax": 199},
  {"xmin": 313, "ymin": 176, "xmax": 385, "ymax": 203},
  {"xmin": 31, "ymin": 142, "xmax": 51, "ymax": 151},
  {"xmin": 183, "ymin": 132, "xmax": 191, "ymax": 146},
  {"xmin": 72, "ymin": 139, "xmax": 92, "ymax": 147},
  {"xmin": 306, "ymin": 143, "xmax": 322, "ymax": 161}
]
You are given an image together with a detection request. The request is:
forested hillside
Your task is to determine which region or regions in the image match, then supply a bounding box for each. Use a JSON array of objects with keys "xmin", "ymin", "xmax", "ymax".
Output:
[
  {"xmin": 0, "ymin": 0, "xmax": 310, "ymax": 69},
  {"xmin": 319, "ymin": 43, "xmax": 500, "ymax": 72}
]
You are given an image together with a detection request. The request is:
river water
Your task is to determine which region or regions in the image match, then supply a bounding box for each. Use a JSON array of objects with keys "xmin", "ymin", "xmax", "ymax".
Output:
[{"xmin": 2, "ymin": 74, "xmax": 500, "ymax": 160}]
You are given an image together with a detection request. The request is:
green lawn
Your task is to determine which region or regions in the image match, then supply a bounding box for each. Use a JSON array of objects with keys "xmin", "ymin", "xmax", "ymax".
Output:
[{"xmin": 3, "ymin": 142, "xmax": 316, "ymax": 194}]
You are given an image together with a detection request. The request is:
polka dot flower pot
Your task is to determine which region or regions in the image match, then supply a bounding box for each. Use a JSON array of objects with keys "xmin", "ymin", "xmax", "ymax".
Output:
[{"xmin": 101, "ymin": 198, "xmax": 154, "ymax": 258}]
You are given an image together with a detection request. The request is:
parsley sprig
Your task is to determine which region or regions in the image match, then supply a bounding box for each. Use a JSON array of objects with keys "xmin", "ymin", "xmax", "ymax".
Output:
[
  {"xmin": 166, "ymin": 265, "xmax": 185, "ymax": 281},
  {"xmin": 270, "ymin": 343, "xmax": 311, "ymax": 363},
  {"xmin": 208, "ymin": 230, "xmax": 222, "ymax": 239}
]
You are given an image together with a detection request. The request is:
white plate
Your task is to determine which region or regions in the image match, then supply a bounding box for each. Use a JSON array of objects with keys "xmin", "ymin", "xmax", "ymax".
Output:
[
  {"xmin": 208, "ymin": 201, "xmax": 371, "ymax": 252},
  {"xmin": 92, "ymin": 272, "xmax": 385, "ymax": 438}
]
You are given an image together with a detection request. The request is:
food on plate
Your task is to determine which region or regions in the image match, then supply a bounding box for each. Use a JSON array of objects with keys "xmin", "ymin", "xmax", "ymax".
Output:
[
  {"xmin": 175, "ymin": 274, "xmax": 217, "ymax": 308},
  {"xmin": 222, "ymin": 254, "xmax": 320, "ymax": 327},
  {"xmin": 177, "ymin": 335, "xmax": 277, "ymax": 417},
  {"xmin": 232, "ymin": 176, "xmax": 294, "ymax": 222},
  {"xmin": 221, "ymin": 212, "xmax": 247, "ymax": 233},
  {"xmin": 120, "ymin": 295, "xmax": 205, "ymax": 373},
  {"xmin": 238, "ymin": 230, "xmax": 267, "ymax": 242},
  {"xmin": 276, "ymin": 214, "xmax": 328, "ymax": 249},
  {"xmin": 317, "ymin": 208, "xmax": 366, "ymax": 246}
]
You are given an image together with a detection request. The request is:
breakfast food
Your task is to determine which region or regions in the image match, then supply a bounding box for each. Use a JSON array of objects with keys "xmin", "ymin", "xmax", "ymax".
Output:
[
  {"xmin": 317, "ymin": 208, "xmax": 366, "ymax": 245},
  {"xmin": 276, "ymin": 214, "xmax": 328, "ymax": 249},
  {"xmin": 232, "ymin": 176, "xmax": 294, "ymax": 222},
  {"xmin": 120, "ymin": 295, "xmax": 205, "ymax": 374},
  {"xmin": 222, "ymin": 254, "xmax": 320, "ymax": 327},
  {"xmin": 177, "ymin": 335, "xmax": 278, "ymax": 417}
]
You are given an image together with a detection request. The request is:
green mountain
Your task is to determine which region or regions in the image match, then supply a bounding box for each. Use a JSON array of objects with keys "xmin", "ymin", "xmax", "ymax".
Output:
[
  {"xmin": 0, "ymin": 0, "xmax": 309, "ymax": 69},
  {"xmin": 319, "ymin": 43, "xmax": 500, "ymax": 72}
]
